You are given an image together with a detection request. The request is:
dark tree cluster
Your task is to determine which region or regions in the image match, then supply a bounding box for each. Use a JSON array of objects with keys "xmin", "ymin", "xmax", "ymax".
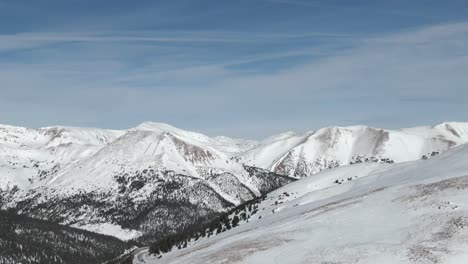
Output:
[
  {"xmin": 350, "ymin": 155, "xmax": 394, "ymax": 165},
  {"xmin": 0, "ymin": 210, "xmax": 131, "ymax": 264},
  {"xmin": 422, "ymin": 151, "xmax": 440, "ymax": 160},
  {"xmin": 37, "ymin": 164, "xmax": 60, "ymax": 181},
  {"xmin": 243, "ymin": 165, "xmax": 296, "ymax": 194},
  {"xmin": 148, "ymin": 195, "xmax": 266, "ymax": 257},
  {"xmin": 334, "ymin": 176, "xmax": 358, "ymax": 185}
]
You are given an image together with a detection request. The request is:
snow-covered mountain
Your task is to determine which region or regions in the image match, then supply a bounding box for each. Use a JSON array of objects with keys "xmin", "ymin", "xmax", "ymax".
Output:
[
  {"xmin": 0, "ymin": 122, "xmax": 292, "ymax": 241},
  {"xmin": 236, "ymin": 122, "xmax": 468, "ymax": 177},
  {"xmin": 2, "ymin": 121, "xmax": 468, "ymax": 191},
  {"xmin": 0, "ymin": 124, "xmax": 123, "ymax": 189},
  {"xmin": 134, "ymin": 141, "xmax": 468, "ymax": 264},
  {"xmin": 0, "ymin": 121, "xmax": 467, "ymax": 241}
]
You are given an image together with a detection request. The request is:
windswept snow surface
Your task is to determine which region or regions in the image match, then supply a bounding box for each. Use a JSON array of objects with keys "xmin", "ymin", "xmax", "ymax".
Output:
[{"xmin": 135, "ymin": 143, "xmax": 468, "ymax": 264}]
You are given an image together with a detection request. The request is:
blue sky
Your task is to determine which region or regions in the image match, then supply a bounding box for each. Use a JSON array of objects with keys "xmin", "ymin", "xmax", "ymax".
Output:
[{"xmin": 1, "ymin": 0, "xmax": 468, "ymax": 138}]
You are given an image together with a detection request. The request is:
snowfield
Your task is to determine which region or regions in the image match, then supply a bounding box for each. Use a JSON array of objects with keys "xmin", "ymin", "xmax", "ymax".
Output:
[
  {"xmin": 70, "ymin": 222, "xmax": 143, "ymax": 241},
  {"xmin": 134, "ymin": 143, "xmax": 468, "ymax": 264}
]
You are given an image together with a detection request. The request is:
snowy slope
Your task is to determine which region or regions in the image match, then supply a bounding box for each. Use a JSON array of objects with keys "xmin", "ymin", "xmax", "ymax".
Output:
[
  {"xmin": 0, "ymin": 125, "xmax": 123, "ymax": 189},
  {"xmin": 135, "ymin": 143, "xmax": 468, "ymax": 264},
  {"xmin": 236, "ymin": 122, "xmax": 468, "ymax": 178}
]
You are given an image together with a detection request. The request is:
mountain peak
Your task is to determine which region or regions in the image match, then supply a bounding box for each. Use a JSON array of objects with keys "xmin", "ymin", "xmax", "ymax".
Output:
[
  {"xmin": 133, "ymin": 121, "xmax": 180, "ymax": 132},
  {"xmin": 131, "ymin": 122, "xmax": 216, "ymax": 146}
]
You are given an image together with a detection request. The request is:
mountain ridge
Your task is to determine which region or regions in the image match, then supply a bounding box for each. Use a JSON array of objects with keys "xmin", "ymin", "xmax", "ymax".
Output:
[
  {"xmin": 1, "ymin": 121, "xmax": 468, "ymax": 191},
  {"xmin": 1, "ymin": 121, "xmax": 468, "ymax": 242}
]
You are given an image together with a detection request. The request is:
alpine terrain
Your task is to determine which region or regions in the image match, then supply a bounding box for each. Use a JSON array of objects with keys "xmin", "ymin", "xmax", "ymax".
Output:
[
  {"xmin": 134, "ymin": 133, "xmax": 468, "ymax": 264},
  {"xmin": 0, "ymin": 121, "xmax": 468, "ymax": 263}
]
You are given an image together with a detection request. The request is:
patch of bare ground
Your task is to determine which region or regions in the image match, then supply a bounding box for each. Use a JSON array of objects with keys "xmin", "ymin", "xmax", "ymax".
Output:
[
  {"xmin": 399, "ymin": 175, "xmax": 468, "ymax": 203},
  {"xmin": 199, "ymin": 237, "xmax": 291, "ymax": 264},
  {"xmin": 408, "ymin": 245, "xmax": 448, "ymax": 264},
  {"xmin": 396, "ymin": 176, "xmax": 468, "ymax": 263},
  {"xmin": 408, "ymin": 216, "xmax": 468, "ymax": 263},
  {"xmin": 431, "ymin": 216, "xmax": 468, "ymax": 242}
]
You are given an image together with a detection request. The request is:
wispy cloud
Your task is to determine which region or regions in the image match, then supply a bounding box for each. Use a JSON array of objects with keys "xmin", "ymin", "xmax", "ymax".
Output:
[
  {"xmin": 1, "ymin": 20, "xmax": 468, "ymax": 138},
  {"xmin": 0, "ymin": 30, "xmax": 359, "ymax": 54}
]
